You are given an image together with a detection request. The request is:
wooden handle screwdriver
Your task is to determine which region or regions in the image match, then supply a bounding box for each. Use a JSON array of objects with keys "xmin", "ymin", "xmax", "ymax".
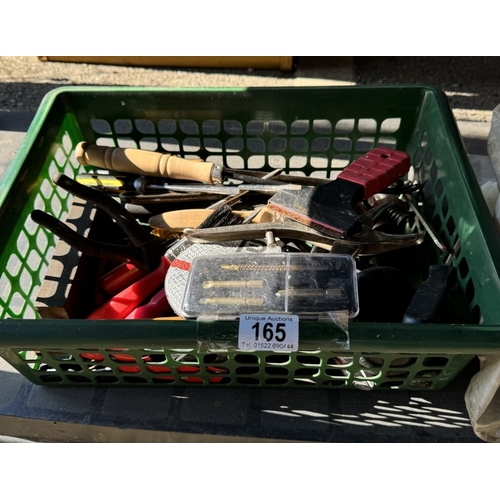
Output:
[
  {"xmin": 75, "ymin": 141, "xmax": 222, "ymax": 184},
  {"xmin": 75, "ymin": 142, "xmax": 332, "ymax": 187}
]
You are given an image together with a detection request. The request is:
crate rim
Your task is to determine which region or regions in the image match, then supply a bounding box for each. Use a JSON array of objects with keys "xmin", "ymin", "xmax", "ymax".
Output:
[{"xmin": 1, "ymin": 318, "xmax": 500, "ymax": 355}]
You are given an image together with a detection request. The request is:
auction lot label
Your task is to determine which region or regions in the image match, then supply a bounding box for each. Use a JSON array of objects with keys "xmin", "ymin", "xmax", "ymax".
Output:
[{"xmin": 238, "ymin": 314, "xmax": 299, "ymax": 352}]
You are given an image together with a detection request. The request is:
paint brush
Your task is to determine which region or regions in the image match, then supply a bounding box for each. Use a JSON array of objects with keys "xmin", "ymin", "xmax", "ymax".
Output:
[{"xmin": 267, "ymin": 148, "xmax": 411, "ymax": 237}]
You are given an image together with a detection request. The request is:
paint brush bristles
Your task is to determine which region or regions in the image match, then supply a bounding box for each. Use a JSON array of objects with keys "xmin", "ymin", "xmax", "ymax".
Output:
[{"xmin": 197, "ymin": 204, "xmax": 245, "ymax": 229}]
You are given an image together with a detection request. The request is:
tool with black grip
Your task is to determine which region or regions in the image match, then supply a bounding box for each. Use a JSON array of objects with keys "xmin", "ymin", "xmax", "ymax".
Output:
[
  {"xmin": 267, "ymin": 148, "xmax": 411, "ymax": 237},
  {"xmin": 356, "ymin": 266, "xmax": 415, "ymax": 323},
  {"xmin": 402, "ymin": 264, "xmax": 462, "ymax": 324},
  {"xmin": 30, "ymin": 173, "xmax": 173, "ymax": 275}
]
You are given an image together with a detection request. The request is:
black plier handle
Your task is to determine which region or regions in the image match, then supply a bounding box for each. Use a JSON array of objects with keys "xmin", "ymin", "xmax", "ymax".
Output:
[{"xmin": 31, "ymin": 173, "xmax": 172, "ymax": 274}]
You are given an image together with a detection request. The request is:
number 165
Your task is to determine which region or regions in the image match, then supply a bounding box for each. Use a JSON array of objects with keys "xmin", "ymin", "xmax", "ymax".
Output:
[{"xmin": 251, "ymin": 322, "xmax": 286, "ymax": 342}]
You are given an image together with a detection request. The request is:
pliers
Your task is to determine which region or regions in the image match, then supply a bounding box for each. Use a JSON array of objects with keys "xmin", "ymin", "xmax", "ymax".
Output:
[{"xmin": 31, "ymin": 173, "xmax": 174, "ymax": 275}]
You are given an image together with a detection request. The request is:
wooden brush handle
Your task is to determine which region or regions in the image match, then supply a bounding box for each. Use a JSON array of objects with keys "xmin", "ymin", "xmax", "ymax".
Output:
[
  {"xmin": 75, "ymin": 142, "xmax": 218, "ymax": 184},
  {"xmin": 149, "ymin": 207, "xmax": 275, "ymax": 234}
]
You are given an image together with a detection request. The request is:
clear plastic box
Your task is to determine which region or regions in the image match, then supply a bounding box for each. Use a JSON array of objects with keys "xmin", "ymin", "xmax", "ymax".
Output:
[{"xmin": 180, "ymin": 253, "xmax": 359, "ymax": 319}]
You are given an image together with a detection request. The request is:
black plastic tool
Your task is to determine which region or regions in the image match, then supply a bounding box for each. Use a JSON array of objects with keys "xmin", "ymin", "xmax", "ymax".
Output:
[
  {"xmin": 356, "ymin": 266, "xmax": 415, "ymax": 323},
  {"xmin": 402, "ymin": 264, "xmax": 460, "ymax": 324}
]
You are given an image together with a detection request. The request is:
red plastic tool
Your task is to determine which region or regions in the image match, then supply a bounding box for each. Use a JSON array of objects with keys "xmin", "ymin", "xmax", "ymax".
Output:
[
  {"xmin": 125, "ymin": 287, "xmax": 171, "ymax": 319},
  {"xmin": 87, "ymin": 256, "xmax": 170, "ymax": 319},
  {"xmin": 100, "ymin": 262, "xmax": 145, "ymax": 296}
]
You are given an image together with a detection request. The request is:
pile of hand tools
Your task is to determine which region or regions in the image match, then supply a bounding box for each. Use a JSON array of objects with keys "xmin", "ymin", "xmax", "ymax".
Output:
[{"xmin": 31, "ymin": 142, "xmax": 468, "ymax": 325}]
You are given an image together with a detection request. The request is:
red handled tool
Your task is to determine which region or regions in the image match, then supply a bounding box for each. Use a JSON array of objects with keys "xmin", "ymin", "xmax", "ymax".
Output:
[
  {"xmin": 267, "ymin": 148, "xmax": 411, "ymax": 237},
  {"xmin": 91, "ymin": 205, "xmax": 244, "ymax": 318},
  {"xmin": 100, "ymin": 262, "xmax": 144, "ymax": 296},
  {"xmin": 30, "ymin": 174, "xmax": 177, "ymax": 318},
  {"xmin": 88, "ymin": 256, "xmax": 170, "ymax": 319},
  {"xmin": 125, "ymin": 287, "xmax": 171, "ymax": 319}
]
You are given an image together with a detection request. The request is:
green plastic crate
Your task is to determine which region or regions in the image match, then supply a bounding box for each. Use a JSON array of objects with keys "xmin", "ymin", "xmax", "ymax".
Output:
[{"xmin": 1, "ymin": 85, "xmax": 500, "ymax": 390}]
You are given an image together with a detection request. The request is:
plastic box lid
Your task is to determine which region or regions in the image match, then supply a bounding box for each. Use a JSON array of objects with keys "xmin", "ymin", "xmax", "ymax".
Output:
[{"xmin": 181, "ymin": 252, "xmax": 358, "ymax": 319}]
